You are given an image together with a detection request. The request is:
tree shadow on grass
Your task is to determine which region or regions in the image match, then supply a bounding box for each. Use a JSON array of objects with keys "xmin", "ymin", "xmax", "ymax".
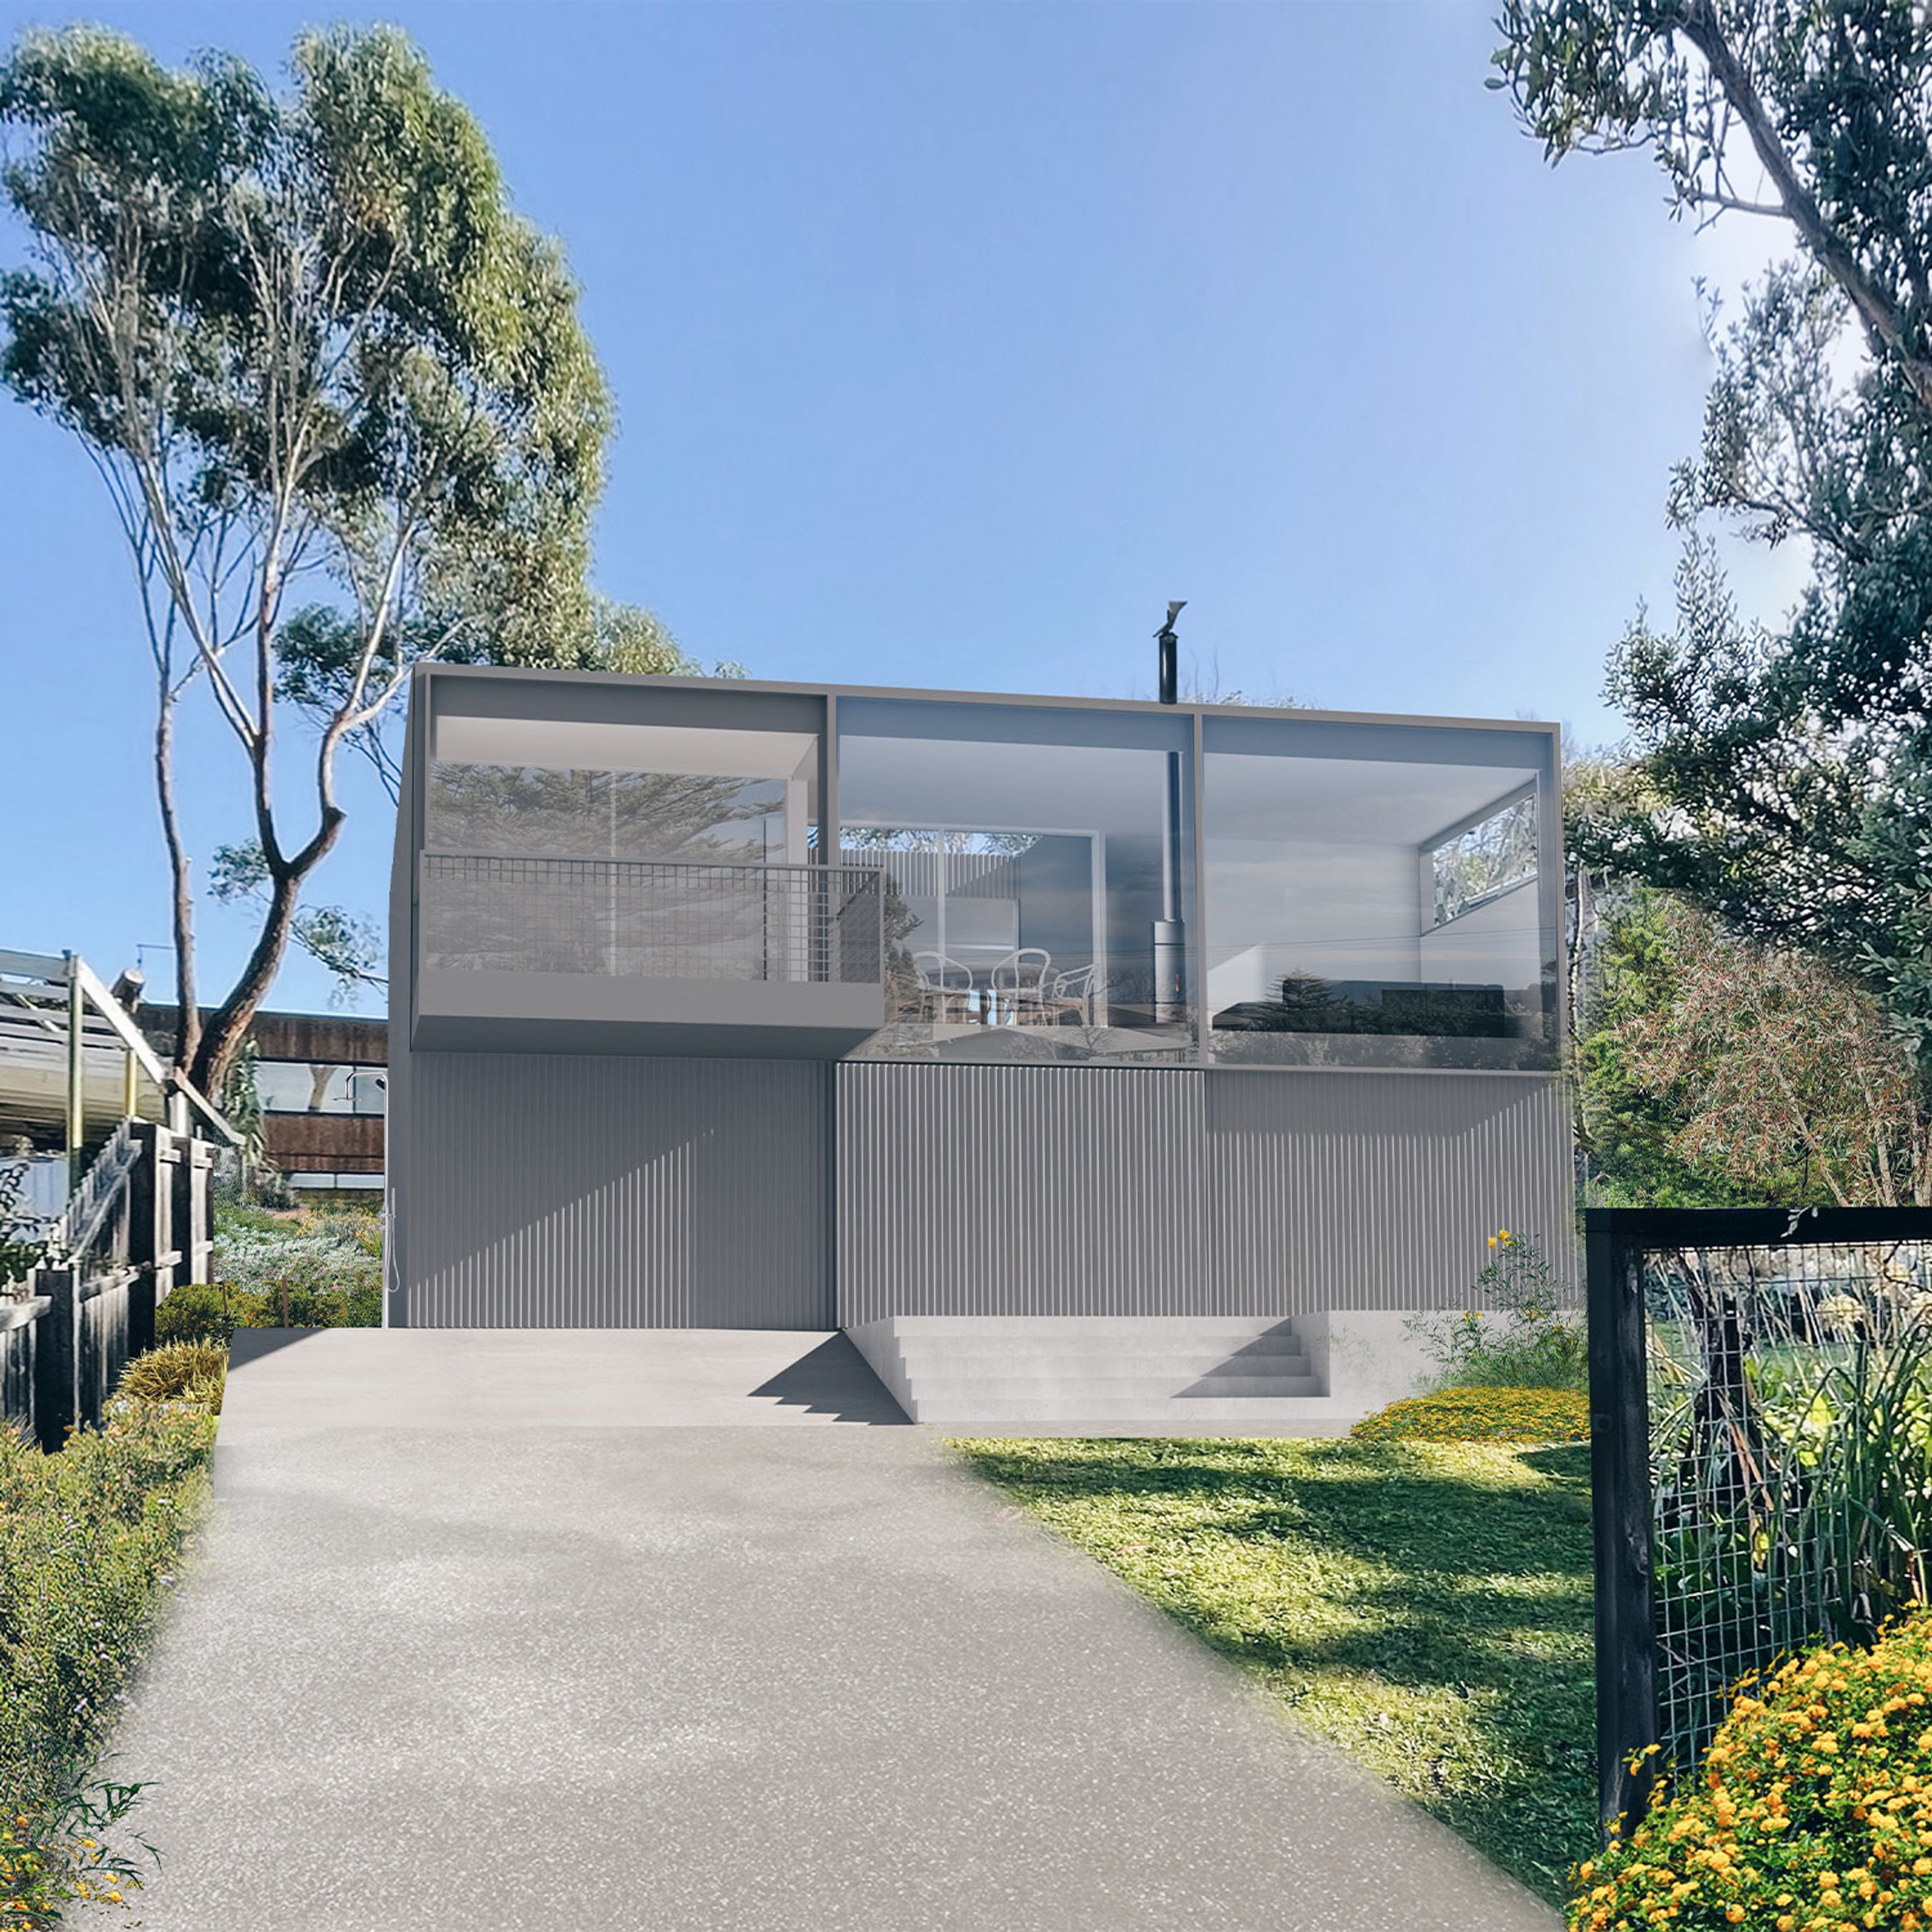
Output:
[{"xmin": 954, "ymin": 1436, "xmax": 1597, "ymax": 1902}]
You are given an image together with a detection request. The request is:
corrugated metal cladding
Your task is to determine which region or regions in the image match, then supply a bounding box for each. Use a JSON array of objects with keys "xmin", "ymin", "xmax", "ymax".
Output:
[
  {"xmin": 834, "ymin": 1063, "xmax": 1574, "ymax": 1326},
  {"xmin": 398, "ymin": 1054, "xmax": 831, "ymax": 1327}
]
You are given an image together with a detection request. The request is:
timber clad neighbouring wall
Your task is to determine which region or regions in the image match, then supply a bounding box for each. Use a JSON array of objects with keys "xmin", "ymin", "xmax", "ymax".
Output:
[
  {"xmin": 834, "ymin": 1063, "xmax": 1574, "ymax": 1327},
  {"xmin": 397, "ymin": 1053, "xmax": 831, "ymax": 1328}
]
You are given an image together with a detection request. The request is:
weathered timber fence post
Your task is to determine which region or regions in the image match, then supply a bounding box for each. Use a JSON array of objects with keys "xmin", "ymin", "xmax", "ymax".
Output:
[
  {"xmin": 126, "ymin": 1122, "xmax": 167, "ymax": 1357},
  {"xmin": 174, "ymin": 1137, "xmax": 212, "ymax": 1286},
  {"xmin": 1586, "ymin": 1209, "xmax": 1658, "ymax": 1841},
  {"xmin": 32, "ymin": 1266, "xmax": 78, "ymax": 1454}
]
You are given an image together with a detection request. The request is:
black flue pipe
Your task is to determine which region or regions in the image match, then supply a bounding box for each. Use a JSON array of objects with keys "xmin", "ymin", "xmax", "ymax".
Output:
[{"xmin": 1154, "ymin": 601, "xmax": 1186, "ymax": 1023}]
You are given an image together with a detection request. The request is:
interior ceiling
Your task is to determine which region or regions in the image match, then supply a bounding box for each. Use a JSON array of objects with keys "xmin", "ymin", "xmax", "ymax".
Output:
[
  {"xmin": 1204, "ymin": 756, "xmax": 1537, "ymax": 847},
  {"xmin": 433, "ymin": 714, "xmax": 1537, "ymax": 849},
  {"xmin": 838, "ymin": 736, "xmax": 1165, "ymax": 834},
  {"xmin": 434, "ymin": 715, "xmax": 818, "ymax": 782}
]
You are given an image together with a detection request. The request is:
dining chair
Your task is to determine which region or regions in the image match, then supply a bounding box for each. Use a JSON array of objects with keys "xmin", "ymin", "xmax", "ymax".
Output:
[
  {"xmin": 1042, "ymin": 961, "xmax": 1098, "ymax": 1027},
  {"xmin": 913, "ymin": 950, "xmax": 978, "ymax": 1024},
  {"xmin": 990, "ymin": 948, "xmax": 1052, "ymax": 1025}
]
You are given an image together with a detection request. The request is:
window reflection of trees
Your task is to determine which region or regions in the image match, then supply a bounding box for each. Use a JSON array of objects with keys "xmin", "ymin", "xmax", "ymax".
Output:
[
  {"xmin": 426, "ymin": 764, "xmax": 796, "ymax": 977},
  {"xmin": 428, "ymin": 762, "xmax": 785, "ymax": 862},
  {"xmin": 1430, "ymin": 795, "xmax": 1538, "ymax": 926}
]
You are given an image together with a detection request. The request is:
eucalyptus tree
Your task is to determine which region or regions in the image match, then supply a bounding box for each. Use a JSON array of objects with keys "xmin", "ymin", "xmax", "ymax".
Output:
[
  {"xmin": 0, "ymin": 24, "xmax": 617, "ymax": 1091},
  {"xmin": 1493, "ymin": 4, "xmax": 1932, "ymax": 1051}
]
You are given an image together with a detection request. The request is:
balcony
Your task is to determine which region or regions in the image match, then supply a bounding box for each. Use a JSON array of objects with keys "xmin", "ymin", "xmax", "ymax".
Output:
[{"xmin": 414, "ymin": 855, "xmax": 888, "ymax": 1057}]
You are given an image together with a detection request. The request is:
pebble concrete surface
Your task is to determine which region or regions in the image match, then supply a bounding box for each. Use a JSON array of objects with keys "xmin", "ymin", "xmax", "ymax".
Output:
[{"xmin": 87, "ymin": 1330, "xmax": 1560, "ymax": 1930}]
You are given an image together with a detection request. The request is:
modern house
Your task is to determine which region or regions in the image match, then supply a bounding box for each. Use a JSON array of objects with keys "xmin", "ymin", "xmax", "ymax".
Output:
[{"xmin": 385, "ymin": 667, "xmax": 1571, "ymax": 1426}]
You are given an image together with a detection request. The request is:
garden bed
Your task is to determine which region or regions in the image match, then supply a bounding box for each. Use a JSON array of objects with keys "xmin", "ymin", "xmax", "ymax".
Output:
[
  {"xmin": 952, "ymin": 1434, "xmax": 1594, "ymax": 1905},
  {"xmin": 1, "ymin": 1395, "xmax": 217, "ymax": 1922}
]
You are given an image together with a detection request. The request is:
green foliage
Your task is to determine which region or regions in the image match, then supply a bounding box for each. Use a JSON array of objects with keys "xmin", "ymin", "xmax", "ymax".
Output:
[
  {"xmin": 1609, "ymin": 894, "xmax": 1931, "ymax": 1204},
  {"xmin": 0, "ymin": 1391, "xmax": 215, "ymax": 1823},
  {"xmin": 0, "ymin": 22, "xmax": 618, "ymax": 1092},
  {"xmin": 156, "ymin": 1275, "xmax": 378, "ymax": 1338},
  {"xmin": 953, "ymin": 1435, "xmax": 1595, "ymax": 1902},
  {"xmin": 119, "ymin": 1340, "xmax": 227, "ymax": 1411},
  {"xmin": 1571, "ymin": 1612, "xmax": 1932, "ymax": 1932},
  {"xmin": 151, "ymin": 1280, "xmax": 239, "ymax": 1343},
  {"xmin": 1351, "ymin": 1387, "xmax": 1591, "ymax": 1443},
  {"xmin": 1494, "ymin": 5, "xmax": 1932, "ymax": 1059},
  {"xmin": 1409, "ymin": 1230, "xmax": 1590, "ymax": 1391},
  {"xmin": 1572, "ymin": 886, "xmax": 1789, "ymax": 1208},
  {"xmin": 1, "ymin": 1761, "xmax": 157, "ymax": 1927},
  {"xmin": 1646, "ymin": 1254, "xmax": 1932, "ymax": 1769},
  {"xmin": 0, "ymin": 1144, "xmax": 51, "ymax": 1286},
  {"xmin": 156, "ymin": 1208, "xmax": 382, "ymax": 1334}
]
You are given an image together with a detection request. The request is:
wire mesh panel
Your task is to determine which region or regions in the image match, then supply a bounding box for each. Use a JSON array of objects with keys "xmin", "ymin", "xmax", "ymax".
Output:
[
  {"xmin": 421, "ymin": 855, "xmax": 884, "ymax": 987},
  {"xmin": 1588, "ymin": 1207, "xmax": 1932, "ymax": 1837}
]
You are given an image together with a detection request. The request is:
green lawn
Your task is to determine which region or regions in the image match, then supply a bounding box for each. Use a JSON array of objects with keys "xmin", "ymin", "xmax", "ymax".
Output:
[{"xmin": 950, "ymin": 1435, "xmax": 1594, "ymax": 1907}]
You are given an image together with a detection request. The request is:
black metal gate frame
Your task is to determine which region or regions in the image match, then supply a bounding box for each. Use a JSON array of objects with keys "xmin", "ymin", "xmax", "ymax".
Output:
[{"xmin": 1586, "ymin": 1204, "xmax": 1932, "ymax": 1839}]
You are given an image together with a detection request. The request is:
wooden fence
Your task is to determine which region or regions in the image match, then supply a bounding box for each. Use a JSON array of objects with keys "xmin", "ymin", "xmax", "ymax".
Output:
[{"xmin": 1, "ymin": 1120, "xmax": 215, "ymax": 1451}]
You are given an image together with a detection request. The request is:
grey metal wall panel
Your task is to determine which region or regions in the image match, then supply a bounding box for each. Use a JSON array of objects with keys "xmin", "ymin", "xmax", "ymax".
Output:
[
  {"xmin": 1201, "ymin": 1071, "xmax": 1576, "ymax": 1313},
  {"xmin": 836, "ymin": 1062, "xmax": 1212, "ymax": 1324},
  {"xmin": 836, "ymin": 1063, "xmax": 1573, "ymax": 1325},
  {"xmin": 397, "ymin": 1053, "xmax": 830, "ymax": 1328}
]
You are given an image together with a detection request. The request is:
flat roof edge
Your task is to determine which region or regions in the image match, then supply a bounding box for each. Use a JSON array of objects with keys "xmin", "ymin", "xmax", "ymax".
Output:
[{"xmin": 412, "ymin": 663, "xmax": 1561, "ymax": 740}]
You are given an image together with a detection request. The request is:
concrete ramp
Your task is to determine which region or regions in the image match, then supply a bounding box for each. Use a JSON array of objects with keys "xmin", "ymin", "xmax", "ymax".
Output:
[{"xmin": 92, "ymin": 1336, "xmax": 1558, "ymax": 1929}]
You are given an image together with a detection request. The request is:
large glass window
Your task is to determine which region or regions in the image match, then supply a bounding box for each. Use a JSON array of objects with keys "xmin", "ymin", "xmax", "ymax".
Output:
[
  {"xmin": 421, "ymin": 710, "xmax": 823, "ymax": 980},
  {"xmin": 427, "ymin": 714, "xmax": 817, "ymax": 864},
  {"xmin": 1202, "ymin": 718, "xmax": 1555, "ymax": 1070},
  {"xmin": 838, "ymin": 700, "xmax": 1195, "ymax": 1063}
]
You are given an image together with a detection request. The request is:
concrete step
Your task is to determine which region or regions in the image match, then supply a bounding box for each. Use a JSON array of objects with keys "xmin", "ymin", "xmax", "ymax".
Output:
[
  {"xmin": 869, "ymin": 1314, "xmax": 1331, "ymax": 1427},
  {"xmin": 892, "ymin": 1347, "xmax": 1310, "ymax": 1376},
  {"xmin": 917, "ymin": 1394, "xmax": 1354, "ymax": 1422},
  {"xmin": 907, "ymin": 1376, "xmax": 1327, "ymax": 1401},
  {"xmin": 889, "ymin": 1317, "xmax": 1301, "ymax": 1336}
]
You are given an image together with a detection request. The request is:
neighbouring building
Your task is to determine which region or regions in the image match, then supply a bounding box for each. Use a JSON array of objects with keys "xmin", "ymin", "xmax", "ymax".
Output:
[
  {"xmin": 385, "ymin": 666, "xmax": 1571, "ymax": 1425},
  {"xmin": 146, "ymin": 1007, "xmax": 386, "ymax": 1196}
]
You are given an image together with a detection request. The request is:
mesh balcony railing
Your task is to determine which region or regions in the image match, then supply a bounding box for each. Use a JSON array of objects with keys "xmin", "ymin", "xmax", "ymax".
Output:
[{"xmin": 420, "ymin": 855, "xmax": 885, "ymax": 988}]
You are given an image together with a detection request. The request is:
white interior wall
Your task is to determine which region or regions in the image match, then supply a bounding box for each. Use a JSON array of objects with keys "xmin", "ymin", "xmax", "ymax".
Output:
[
  {"xmin": 1417, "ymin": 876, "xmax": 1540, "ymax": 986},
  {"xmin": 1203, "ymin": 839, "xmax": 1421, "ymax": 1010}
]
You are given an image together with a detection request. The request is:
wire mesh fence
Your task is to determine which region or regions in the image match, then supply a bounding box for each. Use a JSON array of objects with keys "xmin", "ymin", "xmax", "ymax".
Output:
[
  {"xmin": 420, "ymin": 854, "xmax": 884, "ymax": 987},
  {"xmin": 1588, "ymin": 1207, "xmax": 1932, "ymax": 1837}
]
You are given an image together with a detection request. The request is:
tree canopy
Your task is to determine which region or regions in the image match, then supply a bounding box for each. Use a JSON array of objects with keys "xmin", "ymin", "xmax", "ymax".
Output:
[
  {"xmin": 1494, "ymin": 3, "xmax": 1932, "ymax": 1053},
  {"xmin": 0, "ymin": 25, "xmax": 676, "ymax": 1091}
]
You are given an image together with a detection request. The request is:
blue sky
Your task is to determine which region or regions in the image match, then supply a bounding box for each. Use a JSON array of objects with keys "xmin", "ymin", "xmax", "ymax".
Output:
[{"xmin": 0, "ymin": 1, "xmax": 1801, "ymax": 1015}]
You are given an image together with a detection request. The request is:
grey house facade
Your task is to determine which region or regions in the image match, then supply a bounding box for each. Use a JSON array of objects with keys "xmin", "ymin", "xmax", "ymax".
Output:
[{"xmin": 386, "ymin": 668, "xmax": 1570, "ymax": 1421}]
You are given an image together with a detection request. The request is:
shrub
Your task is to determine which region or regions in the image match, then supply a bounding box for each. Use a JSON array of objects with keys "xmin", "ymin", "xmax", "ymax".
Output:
[
  {"xmin": 0, "ymin": 1399, "xmax": 213, "ymax": 1919},
  {"xmin": 1572, "ymin": 1609, "xmax": 1932, "ymax": 1931},
  {"xmin": 153, "ymin": 1281, "xmax": 252, "ymax": 1344},
  {"xmin": 1409, "ymin": 1229, "xmax": 1589, "ymax": 1392},
  {"xmin": 208, "ymin": 1211, "xmax": 381, "ymax": 1327},
  {"xmin": 1352, "ymin": 1386, "xmax": 1591, "ymax": 1442},
  {"xmin": 1, "ymin": 1759, "xmax": 158, "ymax": 1928},
  {"xmin": 119, "ymin": 1341, "xmax": 227, "ymax": 1413}
]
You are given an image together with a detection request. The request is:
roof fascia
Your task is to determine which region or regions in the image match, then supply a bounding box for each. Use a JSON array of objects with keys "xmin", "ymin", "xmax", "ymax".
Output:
[{"xmin": 416, "ymin": 663, "xmax": 1563, "ymax": 744}]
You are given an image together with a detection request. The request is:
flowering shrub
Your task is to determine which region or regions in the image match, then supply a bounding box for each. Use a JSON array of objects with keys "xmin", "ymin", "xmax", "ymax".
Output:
[
  {"xmin": 0, "ymin": 1398, "xmax": 213, "ymax": 1924},
  {"xmin": 1409, "ymin": 1230, "xmax": 1589, "ymax": 1392},
  {"xmin": 1351, "ymin": 1385, "xmax": 1591, "ymax": 1442},
  {"xmin": 1572, "ymin": 1610, "xmax": 1932, "ymax": 1931},
  {"xmin": 1, "ymin": 1764, "xmax": 157, "ymax": 1928}
]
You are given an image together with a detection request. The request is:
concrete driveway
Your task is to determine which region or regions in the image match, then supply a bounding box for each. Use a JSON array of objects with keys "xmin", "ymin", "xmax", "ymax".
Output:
[{"xmin": 89, "ymin": 1329, "xmax": 1559, "ymax": 1930}]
